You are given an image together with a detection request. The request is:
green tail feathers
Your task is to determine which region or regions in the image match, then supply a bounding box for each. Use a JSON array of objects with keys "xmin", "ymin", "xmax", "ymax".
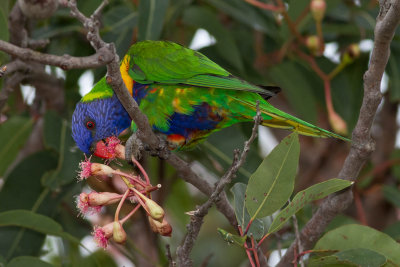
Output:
[{"xmin": 232, "ymin": 97, "xmax": 350, "ymax": 142}]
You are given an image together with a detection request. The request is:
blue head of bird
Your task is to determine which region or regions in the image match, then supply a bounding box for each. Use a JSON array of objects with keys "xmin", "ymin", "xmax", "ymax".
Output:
[{"xmin": 71, "ymin": 94, "xmax": 131, "ymax": 157}]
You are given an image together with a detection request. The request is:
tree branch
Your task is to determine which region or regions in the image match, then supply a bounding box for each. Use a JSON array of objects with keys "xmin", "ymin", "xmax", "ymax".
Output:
[
  {"xmin": 66, "ymin": 0, "xmax": 239, "ymax": 229},
  {"xmin": 0, "ymin": 40, "xmax": 114, "ymax": 70},
  {"xmin": 277, "ymin": 1, "xmax": 400, "ymax": 266},
  {"xmin": 176, "ymin": 108, "xmax": 262, "ymax": 266}
]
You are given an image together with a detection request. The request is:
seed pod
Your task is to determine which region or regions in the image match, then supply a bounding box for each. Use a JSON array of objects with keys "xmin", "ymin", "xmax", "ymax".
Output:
[{"xmin": 113, "ymin": 221, "xmax": 127, "ymax": 244}]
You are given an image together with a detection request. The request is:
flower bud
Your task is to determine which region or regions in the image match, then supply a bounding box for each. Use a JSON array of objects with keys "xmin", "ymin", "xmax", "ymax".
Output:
[
  {"xmin": 113, "ymin": 221, "xmax": 127, "ymax": 244},
  {"xmin": 88, "ymin": 192, "xmax": 121, "ymax": 206},
  {"xmin": 328, "ymin": 111, "xmax": 348, "ymax": 136},
  {"xmin": 78, "ymin": 158, "xmax": 114, "ymax": 180},
  {"xmin": 342, "ymin": 44, "xmax": 361, "ymax": 65},
  {"xmin": 310, "ymin": 0, "xmax": 326, "ymax": 22},
  {"xmin": 91, "ymin": 163, "xmax": 114, "ymax": 177},
  {"xmin": 305, "ymin": 35, "xmax": 321, "ymax": 56},
  {"xmin": 77, "ymin": 192, "xmax": 101, "ymax": 216},
  {"xmin": 93, "ymin": 222, "xmax": 114, "ymax": 249},
  {"xmin": 145, "ymin": 198, "xmax": 165, "ymax": 221},
  {"xmin": 148, "ymin": 217, "xmax": 172, "ymax": 237}
]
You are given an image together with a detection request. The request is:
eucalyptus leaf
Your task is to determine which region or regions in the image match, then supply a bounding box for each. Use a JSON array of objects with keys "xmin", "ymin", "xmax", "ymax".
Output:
[
  {"xmin": 138, "ymin": 0, "xmax": 169, "ymax": 41},
  {"xmin": 0, "ymin": 151, "xmax": 57, "ymax": 259},
  {"xmin": 314, "ymin": 224, "xmax": 400, "ymax": 264},
  {"xmin": 231, "ymin": 183, "xmax": 264, "ymax": 240},
  {"xmin": 0, "ymin": 210, "xmax": 63, "ymax": 236},
  {"xmin": 308, "ymin": 248, "xmax": 388, "ymax": 267},
  {"xmin": 6, "ymin": 256, "xmax": 53, "ymax": 267},
  {"xmin": 42, "ymin": 112, "xmax": 83, "ymax": 189},
  {"xmin": 268, "ymin": 178, "xmax": 353, "ymax": 234},
  {"xmin": 382, "ymin": 185, "xmax": 400, "ymax": 208},
  {"xmin": 384, "ymin": 221, "xmax": 400, "ymax": 241},
  {"xmin": 388, "ymin": 46, "xmax": 400, "ymax": 101},
  {"xmin": 245, "ymin": 133, "xmax": 299, "ymax": 219},
  {"xmin": 0, "ymin": 117, "xmax": 33, "ymax": 177},
  {"xmin": 182, "ymin": 6, "xmax": 244, "ymax": 72},
  {"xmin": 268, "ymin": 62, "xmax": 317, "ymax": 123},
  {"xmin": 102, "ymin": 5, "xmax": 138, "ymax": 56}
]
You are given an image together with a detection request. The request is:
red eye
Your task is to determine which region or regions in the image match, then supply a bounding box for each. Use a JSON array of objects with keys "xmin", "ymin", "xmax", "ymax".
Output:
[{"xmin": 86, "ymin": 121, "xmax": 95, "ymax": 129}]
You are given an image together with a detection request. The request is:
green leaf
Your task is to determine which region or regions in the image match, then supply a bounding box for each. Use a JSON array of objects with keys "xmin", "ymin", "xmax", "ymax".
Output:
[
  {"xmin": 217, "ymin": 228, "xmax": 246, "ymax": 247},
  {"xmin": 314, "ymin": 224, "xmax": 400, "ymax": 264},
  {"xmin": 308, "ymin": 255, "xmax": 358, "ymax": 267},
  {"xmin": 0, "ymin": 210, "xmax": 63, "ymax": 236},
  {"xmin": 268, "ymin": 178, "xmax": 353, "ymax": 234},
  {"xmin": 138, "ymin": 0, "xmax": 169, "ymax": 41},
  {"xmin": 102, "ymin": 5, "xmax": 138, "ymax": 56},
  {"xmin": 0, "ymin": 210, "xmax": 82, "ymax": 251},
  {"xmin": 0, "ymin": 151, "xmax": 57, "ymax": 259},
  {"xmin": 245, "ymin": 133, "xmax": 300, "ymax": 219},
  {"xmin": 268, "ymin": 61, "xmax": 317, "ymax": 123},
  {"xmin": 308, "ymin": 248, "xmax": 388, "ymax": 267},
  {"xmin": 335, "ymin": 248, "xmax": 387, "ymax": 267},
  {"xmin": 0, "ymin": 117, "xmax": 33, "ymax": 177},
  {"xmin": 382, "ymin": 185, "xmax": 400, "ymax": 208},
  {"xmin": 42, "ymin": 112, "xmax": 83, "ymax": 189},
  {"xmin": 206, "ymin": 0, "xmax": 278, "ymax": 37},
  {"xmin": 182, "ymin": 6, "xmax": 244, "ymax": 72},
  {"xmin": 388, "ymin": 46, "xmax": 400, "ymax": 101},
  {"xmin": 231, "ymin": 183, "xmax": 264, "ymax": 240},
  {"xmin": 384, "ymin": 221, "xmax": 400, "ymax": 241},
  {"xmin": 6, "ymin": 256, "xmax": 53, "ymax": 267}
]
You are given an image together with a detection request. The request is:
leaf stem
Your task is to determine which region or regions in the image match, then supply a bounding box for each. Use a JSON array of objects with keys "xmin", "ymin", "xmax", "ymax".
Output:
[
  {"xmin": 113, "ymin": 170, "xmax": 147, "ymax": 187},
  {"xmin": 115, "ymin": 189, "xmax": 130, "ymax": 221},
  {"xmin": 243, "ymin": 219, "xmax": 254, "ymax": 236},
  {"xmin": 257, "ymin": 232, "xmax": 271, "ymax": 247},
  {"xmin": 131, "ymin": 156, "xmax": 151, "ymax": 185},
  {"xmin": 239, "ymin": 226, "xmax": 257, "ymax": 267},
  {"xmin": 251, "ymin": 236, "xmax": 261, "ymax": 267}
]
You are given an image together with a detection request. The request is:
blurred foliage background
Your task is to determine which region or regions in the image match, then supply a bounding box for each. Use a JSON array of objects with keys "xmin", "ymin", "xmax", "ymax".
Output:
[{"xmin": 1, "ymin": 0, "xmax": 400, "ymax": 266}]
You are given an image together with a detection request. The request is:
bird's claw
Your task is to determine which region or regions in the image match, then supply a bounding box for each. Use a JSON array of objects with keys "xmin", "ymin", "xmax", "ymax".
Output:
[
  {"xmin": 125, "ymin": 133, "xmax": 171, "ymax": 162},
  {"xmin": 125, "ymin": 133, "xmax": 144, "ymax": 162}
]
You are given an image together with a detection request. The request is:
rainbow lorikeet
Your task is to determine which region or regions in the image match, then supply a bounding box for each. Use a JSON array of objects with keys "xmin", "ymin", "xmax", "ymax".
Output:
[{"xmin": 72, "ymin": 40, "xmax": 347, "ymax": 158}]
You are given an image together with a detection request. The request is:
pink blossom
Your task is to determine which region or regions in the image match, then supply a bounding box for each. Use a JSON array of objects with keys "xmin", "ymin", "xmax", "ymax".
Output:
[
  {"xmin": 76, "ymin": 193, "xmax": 101, "ymax": 216},
  {"xmin": 78, "ymin": 157, "xmax": 92, "ymax": 180},
  {"xmin": 92, "ymin": 223, "xmax": 113, "ymax": 249}
]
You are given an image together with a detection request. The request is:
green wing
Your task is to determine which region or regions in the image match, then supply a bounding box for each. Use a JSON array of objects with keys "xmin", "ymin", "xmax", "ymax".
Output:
[{"xmin": 127, "ymin": 41, "xmax": 275, "ymax": 97}]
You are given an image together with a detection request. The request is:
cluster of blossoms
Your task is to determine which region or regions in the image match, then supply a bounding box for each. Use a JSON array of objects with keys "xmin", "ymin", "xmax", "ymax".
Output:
[{"xmin": 76, "ymin": 136, "xmax": 172, "ymax": 249}]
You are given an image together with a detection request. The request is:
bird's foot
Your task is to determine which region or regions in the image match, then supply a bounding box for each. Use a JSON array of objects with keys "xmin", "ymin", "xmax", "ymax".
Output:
[
  {"xmin": 125, "ymin": 132, "xmax": 144, "ymax": 162},
  {"xmin": 125, "ymin": 132, "xmax": 171, "ymax": 163}
]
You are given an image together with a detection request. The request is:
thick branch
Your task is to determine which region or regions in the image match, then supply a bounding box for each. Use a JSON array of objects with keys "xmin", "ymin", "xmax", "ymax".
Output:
[
  {"xmin": 277, "ymin": 1, "xmax": 400, "ymax": 266},
  {"xmin": 0, "ymin": 40, "xmax": 113, "ymax": 70}
]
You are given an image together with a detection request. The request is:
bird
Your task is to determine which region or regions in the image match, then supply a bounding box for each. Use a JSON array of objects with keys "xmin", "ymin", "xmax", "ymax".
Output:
[{"xmin": 72, "ymin": 40, "xmax": 348, "ymax": 158}]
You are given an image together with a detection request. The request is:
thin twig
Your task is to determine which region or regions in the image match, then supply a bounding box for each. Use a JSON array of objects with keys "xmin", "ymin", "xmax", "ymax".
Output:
[
  {"xmin": 176, "ymin": 104, "xmax": 262, "ymax": 266},
  {"xmin": 292, "ymin": 214, "xmax": 304, "ymax": 267},
  {"xmin": 166, "ymin": 244, "xmax": 176, "ymax": 267}
]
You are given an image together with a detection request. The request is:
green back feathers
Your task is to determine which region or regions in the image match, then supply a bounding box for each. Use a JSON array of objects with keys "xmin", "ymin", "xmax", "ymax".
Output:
[
  {"xmin": 81, "ymin": 41, "xmax": 277, "ymax": 103},
  {"xmin": 81, "ymin": 77, "xmax": 113, "ymax": 103},
  {"xmin": 127, "ymin": 41, "xmax": 275, "ymax": 97},
  {"xmin": 127, "ymin": 41, "xmax": 229, "ymax": 81}
]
